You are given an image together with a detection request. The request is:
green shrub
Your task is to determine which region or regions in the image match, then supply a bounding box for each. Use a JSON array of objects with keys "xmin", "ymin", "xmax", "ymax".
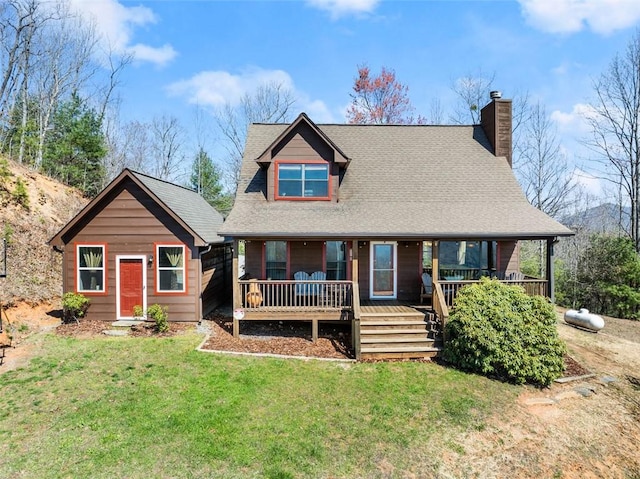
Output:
[
  {"xmin": 146, "ymin": 304, "xmax": 168, "ymax": 333},
  {"xmin": 61, "ymin": 292, "xmax": 90, "ymax": 323},
  {"xmin": 12, "ymin": 177, "xmax": 29, "ymax": 210},
  {"xmin": 132, "ymin": 305, "xmax": 144, "ymax": 319},
  {"xmin": 443, "ymin": 278, "xmax": 566, "ymax": 386}
]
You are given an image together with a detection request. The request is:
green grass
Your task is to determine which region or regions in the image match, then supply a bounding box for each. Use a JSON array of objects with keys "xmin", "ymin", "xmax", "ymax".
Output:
[{"xmin": 0, "ymin": 333, "xmax": 518, "ymax": 478}]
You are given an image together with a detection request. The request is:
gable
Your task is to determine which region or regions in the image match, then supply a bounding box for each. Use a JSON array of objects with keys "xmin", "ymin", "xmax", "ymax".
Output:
[
  {"xmin": 50, "ymin": 169, "xmax": 226, "ymax": 248},
  {"xmin": 256, "ymin": 113, "xmax": 349, "ymax": 167}
]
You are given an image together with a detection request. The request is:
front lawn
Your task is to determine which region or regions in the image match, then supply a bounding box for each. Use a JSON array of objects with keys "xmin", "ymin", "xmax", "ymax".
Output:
[{"xmin": 0, "ymin": 333, "xmax": 518, "ymax": 478}]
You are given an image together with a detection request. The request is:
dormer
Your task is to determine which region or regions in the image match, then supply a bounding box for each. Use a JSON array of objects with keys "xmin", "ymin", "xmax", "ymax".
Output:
[{"xmin": 255, "ymin": 113, "xmax": 350, "ymax": 202}]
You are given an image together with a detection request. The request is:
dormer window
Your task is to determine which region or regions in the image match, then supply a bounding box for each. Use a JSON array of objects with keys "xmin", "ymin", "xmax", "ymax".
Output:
[{"xmin": 275, "ymin": 162, "xmax": 329, "ymax": 200}]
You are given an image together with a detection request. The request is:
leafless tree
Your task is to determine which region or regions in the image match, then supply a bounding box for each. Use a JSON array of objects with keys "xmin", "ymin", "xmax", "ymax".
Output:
[
  {"xmin": 517, "ymin": 101, "xmax": 577, "ymax": 219},
  {"xmin": 150, "ymin": 114, "xmax": 185, "ymax": 182},
  {"xmin": 450, "ymin": 69, "xmax": 496, "ymax": 124},
  {"xmin": 215, "ymin": 81, "xmax": 295, "ymax": 193},
  {"xmin": 585, "ymin": 29, "xmax": 640, "ymax": 252}
]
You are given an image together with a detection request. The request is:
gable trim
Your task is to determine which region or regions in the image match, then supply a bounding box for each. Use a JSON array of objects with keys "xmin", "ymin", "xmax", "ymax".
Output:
[{"xmin": 255, "ymin": 112, "xmax": 350, "ymax": 167}]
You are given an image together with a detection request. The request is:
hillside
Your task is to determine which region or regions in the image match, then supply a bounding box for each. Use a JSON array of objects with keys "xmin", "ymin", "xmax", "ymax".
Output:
[{"xmin": 0, "ymin": 157, "xmax": 87, "ymax": 305}]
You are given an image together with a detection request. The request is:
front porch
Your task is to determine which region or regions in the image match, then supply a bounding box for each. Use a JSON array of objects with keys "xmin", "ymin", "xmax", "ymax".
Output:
[{"xmin": 231, "ymin": 238, "xmax": 556, "ymax": 359}]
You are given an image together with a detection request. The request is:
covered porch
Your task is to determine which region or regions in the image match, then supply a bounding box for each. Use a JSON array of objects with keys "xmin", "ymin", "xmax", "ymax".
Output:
[{"xmin": 230, "ymin": 237, "xmax": 557, "ymax": 358}]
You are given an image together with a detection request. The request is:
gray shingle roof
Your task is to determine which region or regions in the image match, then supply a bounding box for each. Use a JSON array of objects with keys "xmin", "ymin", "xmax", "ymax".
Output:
[
  {"xmin": 219, "ymin": 122, "xmax": 572, "ymax": 239},
  {"xmin": 130, "ymin": 170, "xmax": 226, "ymax": 244}
]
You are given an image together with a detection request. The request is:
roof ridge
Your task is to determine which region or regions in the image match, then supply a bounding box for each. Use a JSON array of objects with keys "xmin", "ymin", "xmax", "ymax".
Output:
[{"xmin": 128, "ymin": 169, "xmax": 197, "ymax": 194}]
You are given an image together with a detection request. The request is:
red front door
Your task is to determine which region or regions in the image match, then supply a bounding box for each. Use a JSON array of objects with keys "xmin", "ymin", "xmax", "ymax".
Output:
[{"xmin": 119, "ymin": 258, "xmax": 143, "ymax": 317}]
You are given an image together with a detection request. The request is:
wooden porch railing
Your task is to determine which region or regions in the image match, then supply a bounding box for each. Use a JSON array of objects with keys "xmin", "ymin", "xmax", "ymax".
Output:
[
  {"xmin": 436, "ymin": 279, "xmax": 549, "ymax": 309},
  {"xmin": 239, "ymin": 279, "xmax": 353, "ymax": 311},
  {"xmin": 432, "ymin": 281, "xmax": 449, "ymax": 344}
]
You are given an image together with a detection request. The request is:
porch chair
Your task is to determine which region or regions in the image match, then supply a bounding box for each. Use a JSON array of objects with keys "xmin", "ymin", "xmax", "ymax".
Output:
[
  {"xmin": 420, "ymin": 272, "xmax": 432, "ymax": 304},
  {"xmin": 309, "ymin": 271, "xmax": 326, "ymax": 296},
  {"xmin": 294, "ymin": 271, "xmax": 310, "ymax": 296}
]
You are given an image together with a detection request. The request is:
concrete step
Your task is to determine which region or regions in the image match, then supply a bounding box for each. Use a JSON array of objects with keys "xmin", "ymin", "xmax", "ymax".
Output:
[{"xmin": 111, "ymin": 320, "xmax": 144, "ymax": 328}]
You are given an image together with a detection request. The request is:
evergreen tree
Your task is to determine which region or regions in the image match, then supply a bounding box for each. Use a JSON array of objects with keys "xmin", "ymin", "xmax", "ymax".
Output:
[
  {"xmin": 43, "ymin": 93, "xmax": 106, "ymax": 196},
  {"xmin": 190, "ymin": 148, "xmax": 233, "ymax": 215}
]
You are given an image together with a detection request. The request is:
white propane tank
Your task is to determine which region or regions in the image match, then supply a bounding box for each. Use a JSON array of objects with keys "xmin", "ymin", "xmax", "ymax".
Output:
[{"xmin": 564, "ymin": 308, "xmax": 605, "ymax": 332}]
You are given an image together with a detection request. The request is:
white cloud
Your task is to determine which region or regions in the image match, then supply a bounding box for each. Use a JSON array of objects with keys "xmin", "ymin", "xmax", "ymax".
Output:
[
  {"xmin": 167, "ymin": 67, "xmax": 337, "ymax": 122},
  {"xmin": 66, "ymin": 0, "xmax": 177, "ymax": 66},
  {"xmin": 573, "ymin": 168, "xmax": 603, "ymax": 196},
  {"xmin": 551, "ymin": 103, "xmax": 595, "ymax": 132},
  {"xmin": 306, "ymin": 0, "xmax": 380, "ymax": 19},
  {"xmin": 518, "ymin": 0, "xmax": 640, "ymax": 35},
  {"xmin": 167, "ymin": 68, "xmax": 295, "ymax": 107}
]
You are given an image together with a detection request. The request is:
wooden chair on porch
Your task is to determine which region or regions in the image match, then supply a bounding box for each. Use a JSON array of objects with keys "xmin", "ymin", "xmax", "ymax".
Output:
[{"xmin": 420, "ymin": 272, "xmax": 432, "ymax": 305}]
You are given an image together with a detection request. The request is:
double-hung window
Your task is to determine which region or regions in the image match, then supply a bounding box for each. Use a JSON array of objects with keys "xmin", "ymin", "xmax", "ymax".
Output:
[
  {"xmin": 277, "ymin": 163, "xmax": 329, "ymax": 199},
  {"xmin": 265, "ymin": 241, "xmax": 287, "ymax": 280},
  {"xmin": 77, "ymin": 245, "xmax": 105, "ymax": 292},
  {"xmin": 157, "ymin": 245, "xmax": 186, "ymax": 293}
]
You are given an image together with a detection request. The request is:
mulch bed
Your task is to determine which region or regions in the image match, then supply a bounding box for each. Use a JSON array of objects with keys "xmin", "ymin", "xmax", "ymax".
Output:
[
  {"xmin": 563, "ymin": 355, "xmax": 591, "ymax": 377},
  {"xmin": 200, "ymin": 313, "xmax": 354, "ymax": 360},
  {"xmin": 55, "ymin": 319, "xmax": 192, "ymax": 338}
]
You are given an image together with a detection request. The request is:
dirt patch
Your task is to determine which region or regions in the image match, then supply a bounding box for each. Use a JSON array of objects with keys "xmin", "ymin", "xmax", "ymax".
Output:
[{"xmin": 200, "ymin": 313, "xmax": 354, "ymax": 360}]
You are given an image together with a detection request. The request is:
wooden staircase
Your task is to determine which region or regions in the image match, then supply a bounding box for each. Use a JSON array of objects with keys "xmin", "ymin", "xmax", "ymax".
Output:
[{"xmin": 359, "ymin": 307, "xmax": 442, "ymax": 360}]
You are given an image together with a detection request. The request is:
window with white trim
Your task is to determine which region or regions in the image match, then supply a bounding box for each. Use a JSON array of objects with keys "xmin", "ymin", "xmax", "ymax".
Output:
[
  {"xmin": 77, "ymin": 245, "xmax": 105, "ymax": 292},
  {"xmin": 157, "ymin": 245, "xmax": 186, "ymax": 292}
]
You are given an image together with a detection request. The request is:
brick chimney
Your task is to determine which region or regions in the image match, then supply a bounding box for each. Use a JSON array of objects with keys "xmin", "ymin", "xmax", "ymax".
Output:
[{"xmin": 480, "ymin": 91, "xmax": 512, "ymax": 167}]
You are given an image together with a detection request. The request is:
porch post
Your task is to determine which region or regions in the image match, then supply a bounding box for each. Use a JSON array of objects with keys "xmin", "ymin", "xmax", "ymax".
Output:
[
  {"xmin": 351, "ymin": 240, "xmax": 359, "ymax": 285},
  {"xmin": 546, "ymin": 237, "xmax": 555, "ymax": 303},
  {"xmin": 232, "ymin": 239, "xmax": 241, "ymax": 337},
  {"xmin": 351, "ymin": 240, "xmax": 360, "ymax": 356},
  {"xmin": 431, "ymin": 241, "xmax": 439, "ymax": 281}
]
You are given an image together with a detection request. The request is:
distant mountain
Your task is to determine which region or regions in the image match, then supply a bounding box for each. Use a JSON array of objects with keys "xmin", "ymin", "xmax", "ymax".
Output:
[{"xmin": 562, "ymin": 203, "xmax": 629, "ymax": 234}]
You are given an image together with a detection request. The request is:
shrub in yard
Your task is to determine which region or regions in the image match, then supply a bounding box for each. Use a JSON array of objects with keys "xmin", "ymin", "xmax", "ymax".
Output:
[
  {"xmin": 443, "ymin": 278, "xmax": 566, "ymax": 386},
  {"xmin": 61, "ymin": 292, "xmax": 90, "ymax": 323},
  {"xmin": 146, "ymin": 304, "xmax": 169, "ymax": 333}
]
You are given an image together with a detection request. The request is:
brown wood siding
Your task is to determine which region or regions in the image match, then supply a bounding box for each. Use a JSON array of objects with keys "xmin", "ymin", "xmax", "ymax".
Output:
[
  {"xmin": 61, "ymin": 180, "xmax": 200, "ymax": 322},
  {"xmin": 244, "ymin": 241, "xmax": 263, "ymax": 278},
  {"xmin": 290, "ymin": 241, "xmax": 323, "ymax": 276},
  {"xmin": 201, "ymin": 243, "xmax": 232, "ymax": 315},
  {"xmin": 499, "ymin": 240, "xmax": 520, "ymax": 274}
]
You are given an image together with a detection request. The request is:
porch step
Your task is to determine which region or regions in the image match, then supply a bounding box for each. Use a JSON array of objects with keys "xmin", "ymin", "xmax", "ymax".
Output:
[
  {"xmin": 360, "ymin": 328, "xmax": 432, "ymax": 335},
  {"xmin": 360, "ymin": 345, "xmax": 441, "ymax": 360}
]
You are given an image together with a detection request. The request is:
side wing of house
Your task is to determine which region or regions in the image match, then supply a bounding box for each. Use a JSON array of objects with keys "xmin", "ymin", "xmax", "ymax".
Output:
[{"xmin": 51, "ymin": 174, "xmax": 211, "ymax": 322}]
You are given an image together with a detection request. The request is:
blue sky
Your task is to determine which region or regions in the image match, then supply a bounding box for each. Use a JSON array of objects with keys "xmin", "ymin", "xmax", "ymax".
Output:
[{"xmin": 68, "ymin": 0, "xmax": 640, "ymax": 196}]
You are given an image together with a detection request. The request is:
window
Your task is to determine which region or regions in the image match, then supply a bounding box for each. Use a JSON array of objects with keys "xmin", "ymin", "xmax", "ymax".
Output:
[
  {"xmin": 438, "ymin": 241, "xmax": 497, "ymax": 279},
  {"xmin": 157, "ymin": 245, "xmax": 186, "ymax": 292},
  {"xmin": 326, "ymin": 241, "xmax": 347, "ymax": 280},
  {"xmin": 77, "ymin": 245, "xmax": 105, "ymax": 292},
  {"xmin": 277, "ymin": 163, "xmax": 329, "ymax": 199},
  {"xmin": 265, "ymin": 241, "xmax": 287, "ymax": 279}
]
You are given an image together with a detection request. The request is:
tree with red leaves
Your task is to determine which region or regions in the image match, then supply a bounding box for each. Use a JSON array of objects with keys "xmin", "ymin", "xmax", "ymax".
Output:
[{"xmin": 346, "ymin": 65, "xmax": 424, "ymax": 124}]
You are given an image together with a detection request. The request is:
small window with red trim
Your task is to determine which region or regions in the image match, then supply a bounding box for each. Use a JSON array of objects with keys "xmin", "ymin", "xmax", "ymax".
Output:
[
  {"xmin": 277, "ymin": 163, "xmax": 329, "ymax": 199},
  {"xmin": 77, "ymin": 245, "xmax": 105, "ymax": 292},
  {"xmin": 157, "ymin": 245, "xmax": 186, "ymax": 292}
]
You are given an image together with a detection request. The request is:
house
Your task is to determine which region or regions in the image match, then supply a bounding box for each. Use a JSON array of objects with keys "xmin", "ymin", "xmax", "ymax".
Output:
[
  {"xmin": 219, "ymin": 93, "xmax": 573, "ymax": 359},
  {"xmin": 49, "ymin": 169, "xmax": 232, "ymax": 322}
]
